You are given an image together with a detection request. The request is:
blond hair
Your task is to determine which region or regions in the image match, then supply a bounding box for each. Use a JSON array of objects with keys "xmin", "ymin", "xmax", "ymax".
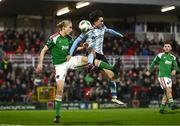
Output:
[{"xmin": 57, "ymin": 20, "xmax": 72, "ymax": 31}]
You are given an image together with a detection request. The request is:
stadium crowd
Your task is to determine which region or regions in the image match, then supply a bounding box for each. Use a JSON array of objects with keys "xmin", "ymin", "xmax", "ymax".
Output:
[
  {"xmin": 0, "ymin": 29, "xmax": 180, "ymax": 107},
  {"xmin": 1, "ymin": 29, "xmax": 180, "ymax": 56},
  {"xmin": 0, "ymin": 29, "xmax": 44, "ymax": 54}
]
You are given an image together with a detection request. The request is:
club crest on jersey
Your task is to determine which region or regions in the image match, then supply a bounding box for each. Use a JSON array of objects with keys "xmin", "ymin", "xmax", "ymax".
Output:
[
  {"xmin": 62, "ymin": 46, "xmax": 69, "ymax": 50},
  {"xmin": 165, "ymin": 60, "xmax": 172, "ymax": 65}
]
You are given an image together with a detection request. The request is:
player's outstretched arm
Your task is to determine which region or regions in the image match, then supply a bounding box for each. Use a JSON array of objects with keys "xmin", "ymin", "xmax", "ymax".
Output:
[
  {"xmin": 69, "ymin": 36, "xmax": 83, "ymax": 56},
  {"xmin": 76, "ymin": 41, "xmax": 89, "ymax": 51},
  {"xmin": 149, "ymin": 55, "xmax": 160, "ymax": 71},
  {"xmin": 106, "ymin": 28, "xmax": 123, "ymax": 37},
  {"xmin": 35, "ymin": 45, "xmax": 48, "ymax": 73},
  {"xmin": 145, "ymin": 55, "xmax": 161, "ymax": 76}
]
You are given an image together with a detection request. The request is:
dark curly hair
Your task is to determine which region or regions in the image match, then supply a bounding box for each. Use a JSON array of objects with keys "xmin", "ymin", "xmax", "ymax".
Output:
[
  {"xmin": 164, "ymin": 41, "xmax": 172, "ymax": 46},
  {"xmin": 89, "ymin": 10, "xmax": 103, "ymax": 24}
]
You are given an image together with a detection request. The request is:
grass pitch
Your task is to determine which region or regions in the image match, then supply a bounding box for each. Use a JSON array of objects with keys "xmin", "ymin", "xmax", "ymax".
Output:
[{"xmin": 0, "ymin": 108, "xmax": 180, "ymax": 125}]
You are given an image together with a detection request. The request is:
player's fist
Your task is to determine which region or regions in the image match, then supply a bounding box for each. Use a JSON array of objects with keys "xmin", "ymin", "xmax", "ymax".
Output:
[
  {"xmin": 35, "ymin": 64, "xmax": 43, "ymax": 73},
  {"xmin": 83, "ymin": 41, "xmax": 89, "ymax": 48},
  {"xmin": 171, "ymin": 70, "xmax": 176, "ymax": 76}
]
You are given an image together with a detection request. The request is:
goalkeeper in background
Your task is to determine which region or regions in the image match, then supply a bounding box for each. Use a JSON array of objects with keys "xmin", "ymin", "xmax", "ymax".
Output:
[{"xmin": 146, "ymin": 41, "xmax": 179, "ymax": 113}]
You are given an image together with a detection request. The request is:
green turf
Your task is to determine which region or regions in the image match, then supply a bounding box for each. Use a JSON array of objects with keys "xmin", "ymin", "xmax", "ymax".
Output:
[{"xmin": 0, "ymin": 108, "xmax": 180, "ymax": 125}]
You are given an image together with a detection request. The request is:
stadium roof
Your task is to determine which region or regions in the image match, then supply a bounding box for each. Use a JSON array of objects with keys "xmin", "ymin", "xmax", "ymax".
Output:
[
  {"xmin": 0, "ymin": 0, "xmax": 180, "ymax": 19},
  {"xmin": 47, "ymin": 0, "xmax": 180, "ymax": 6}
]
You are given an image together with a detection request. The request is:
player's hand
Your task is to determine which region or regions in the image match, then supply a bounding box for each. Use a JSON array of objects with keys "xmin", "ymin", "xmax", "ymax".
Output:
[
  {"xmin": 146, "ymin": 71, "xmax": 150, "ymax": 76},
  {"xmin": 66, "ymin": 55, "xmax": 71, "ymax": 61},
  {"xmin": 120, "ymin": 34, "xmax": 124, "ymax": 38},
  {"xmin": 171, "ymin": 70, "xmax": 176, "ymax": 76},
  {"xmin": 83, "ymin": 41, "xmax": 89, "ymax": 48},
  {"xmin": 35, "ymin": 63, "xmax": 43, "ymax": 73}
]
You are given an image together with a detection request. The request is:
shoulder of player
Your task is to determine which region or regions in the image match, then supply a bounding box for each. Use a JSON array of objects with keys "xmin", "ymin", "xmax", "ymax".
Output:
[
  {"xmin": 103, "ymin": 25, "xmax": 107, "ymax": 28},
  {"xmin": 48, "ymin": 33, "xmax": 61, "ymax": 43},
  {"xmin": 157, "ymin": 52, "xmax": 165, "ymax": 59},
  {"xmin": 49, "ymin": 32, "xmax": 60, "ymax": 39},
  {"xmin": 169, "ymin": 53, "xmax": 176, "ymax": 60},
  {"xmin": 87, "ymin": 28, "xmax": 95, "ymax": 33},
  {"xmin": 80, "ymin": 30, "xmax": 93, "ymax": 38},
  {"xmin": 79, "ymin": 32, "xmax": 86, "ymax": 39},
  {"xmin": 101, "ymin": 25, "xmax": 107, "ymax": 30}
]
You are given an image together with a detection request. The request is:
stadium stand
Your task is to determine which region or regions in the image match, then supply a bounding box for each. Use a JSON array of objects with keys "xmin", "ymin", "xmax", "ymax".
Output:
[{"xmin": 0, "ymin": 0, "xmax": 180, "ymax": 109}]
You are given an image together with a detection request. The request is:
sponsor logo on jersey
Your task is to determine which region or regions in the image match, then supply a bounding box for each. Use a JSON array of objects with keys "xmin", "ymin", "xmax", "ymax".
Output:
[{"xmin": 165, "ymin": 60, "xmax": 172, "ymax": 65}]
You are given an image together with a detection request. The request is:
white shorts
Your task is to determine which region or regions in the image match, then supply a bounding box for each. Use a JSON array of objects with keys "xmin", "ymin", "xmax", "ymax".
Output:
[
  {"xmin": 158, "ymin": 77, "xmax": 172, "ymax": 89},
  {"xmin": 54, "ymin": 56, "xmax": 82, "ymax": 81}
]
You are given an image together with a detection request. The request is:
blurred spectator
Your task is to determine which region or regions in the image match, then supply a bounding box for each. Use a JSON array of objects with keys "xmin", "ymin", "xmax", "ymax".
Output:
[
  {"xmin": 0, "ymin": 60, "xmax": 179, "ymax": 105},
  {"xmin": 132, "ymin": 91, "xmax": 140, "ymax": 108},
  {"xmin": 0, "ymin": 55, "xmax": 13, "ymax": 76},
  {"xmin": 0, "ymin": 29, "xmax": 45, "ymax": 54},
  {"xmin": 0, "ymin": 29, "xmax": 180, "ymax": 57}
]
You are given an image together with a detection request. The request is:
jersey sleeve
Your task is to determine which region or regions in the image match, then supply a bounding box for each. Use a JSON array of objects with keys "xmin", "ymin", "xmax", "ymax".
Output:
[
  {"xmin": 79, "ymin": 32, "xmax": 87, "ymax": 39},
  {"xmin": 69, "ymin": 33, "xmax": 87, "ymax": 56},
  {"xmin": 148, "ymin": 55, "xmax": 161, "ymax": 72},
  {"xmin": 172, "ymin": 57, "xmax": 179, "ymax": 71},
  {"xmin": 105, "ymin": 25, "xmax": 123, "ymax": 37},
  {"xmin": 46, "ymin": 38, "xmax": 55, "ymax": 50}
]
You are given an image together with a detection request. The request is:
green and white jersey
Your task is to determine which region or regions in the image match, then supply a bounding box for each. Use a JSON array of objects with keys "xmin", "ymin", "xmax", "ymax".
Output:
[
  {"xmin": 46, "ymin": 32, "xmax": 73, "ymax": 65},
  {"xmin": 149, "ymin": 52, "xmax": 178, "ymax": 78}
]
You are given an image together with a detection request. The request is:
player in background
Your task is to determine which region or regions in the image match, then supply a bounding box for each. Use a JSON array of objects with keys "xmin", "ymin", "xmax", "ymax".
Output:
[
  {"xmin": 36, "ymin": 20, "xmax": 122, "ymax": 123},
  {"xmin": 146, "ymin": 41, "xmax": 179, "ymax": 113},
  {"xmin": 69, "ymin": 10, "xmax": 124, "ymax": 105}
]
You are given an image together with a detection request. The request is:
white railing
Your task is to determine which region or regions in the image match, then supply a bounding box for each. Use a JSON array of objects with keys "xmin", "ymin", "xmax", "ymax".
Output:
[
  {"xmin": 8, "ymin": 54, "xmax": 51, "ymax": 69},
  {"xmin": 7, "ymin": 54, "xmax": 154, "ymax": 69}
]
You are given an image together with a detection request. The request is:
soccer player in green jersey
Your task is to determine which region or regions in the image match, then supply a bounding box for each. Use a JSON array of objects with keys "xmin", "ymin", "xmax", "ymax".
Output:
[
  {"xmin": 146, "ymin": 41, "xmax": 179, "ymax": 113},
  {"xmin": 35, "ymin": 20, "xmax": 121, "ymax": 123}
]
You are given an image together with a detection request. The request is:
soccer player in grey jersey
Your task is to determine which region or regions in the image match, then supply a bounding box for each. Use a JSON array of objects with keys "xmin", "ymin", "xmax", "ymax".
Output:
[{"xmin": 70, "ymin": 10, "xmax": 125, "ymax": 105}]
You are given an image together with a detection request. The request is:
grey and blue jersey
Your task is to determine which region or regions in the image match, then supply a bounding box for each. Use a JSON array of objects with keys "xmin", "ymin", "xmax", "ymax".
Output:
[
  {"xmin": 69, "ymin": 25, "xmax": 123, "ymax": 55},
  {"xmin": 84, "ymin": 26, "xmax": 106, "ymax": 54}
]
